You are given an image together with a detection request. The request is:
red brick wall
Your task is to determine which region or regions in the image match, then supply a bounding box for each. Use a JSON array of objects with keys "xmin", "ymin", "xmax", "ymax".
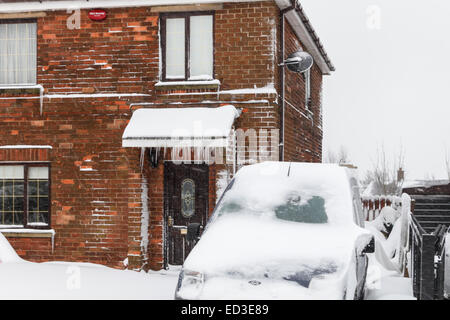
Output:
[
  {"xmin": 0, "ymin": 7, "xmax": 159, "ymax": 269},
  {"xmin": 215, "ymin": 2, "xmax": 279, "ymax": 89},
  {"xmin": 282, "ymin": 22, "xmax": 323, "ymax": 163},
  {"xmin": 147, "ymin": 158, "xmax": 164, "ymax": 270},
  {"xmin": 38, "ymin": 8, "xmax": 159, "ymax": 94},
  {"xmin": 0, "ymin": 95, "xmax": 145, "ymax": 268},
  {"xmin": 0, "ymin": 1, "xmax": 324, "ymax": 270},
  {"xmin": 7, "ymin": 237, "xmax": 53, "ymax": 261}
]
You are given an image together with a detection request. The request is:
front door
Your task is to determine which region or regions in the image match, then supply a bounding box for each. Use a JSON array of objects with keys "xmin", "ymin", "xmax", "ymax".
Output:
[{"xmin": 164, "ymin": 162, "xmax": 209, "ymax": 265}]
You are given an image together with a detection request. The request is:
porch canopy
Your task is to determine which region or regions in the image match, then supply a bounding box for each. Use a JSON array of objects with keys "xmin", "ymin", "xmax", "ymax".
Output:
[{"xmin": 122, "ymin": 105, "xmax": 240, "ymax": 148}]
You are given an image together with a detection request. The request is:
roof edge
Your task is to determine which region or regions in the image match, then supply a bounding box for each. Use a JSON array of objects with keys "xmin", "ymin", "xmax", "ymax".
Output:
[
  {"xmin": 0, "ymin": 0, "xmax": 334, "ymax": 73},
  {"xmin": 276, "ymin": 0, "xmax": 335, "ymax": 75},
  {"xmin": 0, "ymin": 0, "xmax": 268, "ymax": 13}
]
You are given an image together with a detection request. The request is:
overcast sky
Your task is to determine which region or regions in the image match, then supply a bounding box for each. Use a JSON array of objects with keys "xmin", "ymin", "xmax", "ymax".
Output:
[{"xmin": 300, "ymin": 0, "xmax": 450, "ymax": 180}]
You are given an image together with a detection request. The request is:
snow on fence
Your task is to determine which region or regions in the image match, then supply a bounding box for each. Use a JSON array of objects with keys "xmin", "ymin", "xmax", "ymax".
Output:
[{"xmin": 362, "ymin": 195, "xmax": 402, "ymax": 221}]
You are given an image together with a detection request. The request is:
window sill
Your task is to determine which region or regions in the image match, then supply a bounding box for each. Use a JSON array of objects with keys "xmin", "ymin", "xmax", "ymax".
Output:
[
  {"xmin": 155, "ymin": 79, "xmax": 220, "ymax": 90},
  {"xmin": 1, "ymin": 228, "xmax": 54, "ymax": 238},
  {"xmin": 0, "ymin": 84, "xmax": 43, "ymax": 95}
]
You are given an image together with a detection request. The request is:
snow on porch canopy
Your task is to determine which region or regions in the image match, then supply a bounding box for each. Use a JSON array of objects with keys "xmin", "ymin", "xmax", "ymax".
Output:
[{"xmin": 122, "ymin": 105, "xmax": 240, "ymax": 148}]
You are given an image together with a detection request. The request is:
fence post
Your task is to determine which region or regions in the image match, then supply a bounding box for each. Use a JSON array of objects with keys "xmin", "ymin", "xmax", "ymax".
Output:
[
  {"xmin": 398, "ymin": 194, "xmax": 411, "ymax": 275},
  {"xmin": 374, "ymin": 198, "xmax": 379, "ymax": 220},
  {"xmin": 419, "ymin": 234, "xmax": 436, "ymax": 300},
  {"xmin": 435, "ymin": 248, "xmax": 445, "ymax": 300},
  {"xmin": 411, "ymin": 225, "xmax": 419, "ymax": 297},
  {"xmin": 380, "ymin": 197, "xmax": 386, "ymax": 211},
  {"xmin": 363, "ymin": 199, "xmax": 368, "ymax": 221}
]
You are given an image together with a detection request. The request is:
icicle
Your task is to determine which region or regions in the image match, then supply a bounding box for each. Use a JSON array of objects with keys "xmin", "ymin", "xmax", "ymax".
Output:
[
  {"xmin": 39, "ymin": 85, "xmax": 44, "ymax": 116},
  {"xmin": 51, "ymin": 232, "xmax": 54, "ymax": 253},
  {"xmin": 206, "ymin": 147, "xmax": 212, "ymax": 165},
  {"xmin": 139, "ymin": 147, "xmax": 145, "ymax": 172},
  {"xmin": 203, "ymin": 147, "xmax": 208, "ymax": 164},
  {"xmin": 195, "ymin": 147, "xmax": 203, "ymax": 164},
  {"xmin": 171, "ymin": 146, "xmax": 179, "ymax": 164}
]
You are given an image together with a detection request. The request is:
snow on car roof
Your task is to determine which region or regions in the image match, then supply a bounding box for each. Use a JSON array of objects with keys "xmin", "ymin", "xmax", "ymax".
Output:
[{"xmin": 219, "ymin": 161, "xmax": 355, "ymax": 225}]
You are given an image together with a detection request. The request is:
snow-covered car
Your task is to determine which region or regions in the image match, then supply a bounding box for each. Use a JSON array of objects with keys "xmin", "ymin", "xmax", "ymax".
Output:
[{"xmin": 175, "ymin": 162, "xmax": 374, "ymax": 300}]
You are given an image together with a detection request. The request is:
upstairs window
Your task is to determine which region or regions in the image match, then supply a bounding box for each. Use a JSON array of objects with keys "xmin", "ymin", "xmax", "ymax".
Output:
[
  {"xmin": 0, "ymin": 165, "xmax": 50, "ymax": 229},
  {"xmin": 161, "ymin": 12, "xmax": 214, "ymax": 81},
  {"xmin": 0, "ymin": 19, "xmax": 37, "ymax": 85}
]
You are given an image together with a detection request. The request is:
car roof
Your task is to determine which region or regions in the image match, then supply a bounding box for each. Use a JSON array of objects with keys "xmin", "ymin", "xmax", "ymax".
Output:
[
  {"xmin": 236, "ymin": 161, "xmax": 347, "ymax": 178},
  {"xmin": 220, "ymin": 161, "xmax": 356, "ymax": 226}
]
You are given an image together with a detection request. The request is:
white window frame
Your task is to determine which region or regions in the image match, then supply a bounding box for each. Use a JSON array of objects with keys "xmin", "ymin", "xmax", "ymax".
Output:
[{"xmin": 0, "ymin": 19, "xmax": 37, "ymax": 86}]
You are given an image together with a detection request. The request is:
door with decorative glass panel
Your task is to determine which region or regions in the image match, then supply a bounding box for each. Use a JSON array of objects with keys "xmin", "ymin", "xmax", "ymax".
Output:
[{"xmin": 164, "ymin": 163, "xmax": 209, "ymax": 265}]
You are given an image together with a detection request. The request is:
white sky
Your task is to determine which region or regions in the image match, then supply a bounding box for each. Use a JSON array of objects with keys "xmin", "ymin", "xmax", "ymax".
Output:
[{"xmin": 300, "ymin": 0, "xmax": 450, "ymax": 180}]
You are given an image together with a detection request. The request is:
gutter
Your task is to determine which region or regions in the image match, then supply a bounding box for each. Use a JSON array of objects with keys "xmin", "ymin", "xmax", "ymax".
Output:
[{"xmin": 279, "ymin": 3, "xmax": 296, "ymax": 161}]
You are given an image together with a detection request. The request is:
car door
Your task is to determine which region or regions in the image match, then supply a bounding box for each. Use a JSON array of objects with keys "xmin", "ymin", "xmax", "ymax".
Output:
[
  {"xmin": 348, "ymin": 175, "xmax": 369, "ymax": 299},
  {"xmin": 355, "ymin": 252, "xmax": 368, "ymax": 299}
]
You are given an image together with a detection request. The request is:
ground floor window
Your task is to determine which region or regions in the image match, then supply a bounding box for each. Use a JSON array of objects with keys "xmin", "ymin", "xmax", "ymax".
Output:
[{"xmin": 0, "ymin": 164, "xmax": 50, "ymax": 228}]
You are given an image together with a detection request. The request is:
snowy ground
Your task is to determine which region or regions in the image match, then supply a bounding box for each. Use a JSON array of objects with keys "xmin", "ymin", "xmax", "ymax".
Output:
[
  {"xmin": 0, "ymin": 205, "xmax": 418, "ymax": 300},
  {"xmin": 0, "ymin": 261, "xmax": 180, "ymax": 299},
  {"xmin": 0, "ymin": 250, "xmax": 415, "ymax": 300},
  {"xmin": 364, "ymin": 209, "xmax": 416, "ymax": 300},
  {"xmin": 0, "ymin": 258, "xmax": 414, "ymax": 300},
  {"xmin": 365, "ymin": 254, "xmax": 415, "ymax": 300},
  {"xmin": 0, "ymin": 232, "xmax": 181, "ymax": 299}
]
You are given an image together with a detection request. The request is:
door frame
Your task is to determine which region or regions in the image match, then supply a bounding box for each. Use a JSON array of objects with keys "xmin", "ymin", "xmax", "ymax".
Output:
[{"xmin": 163, "ymin": 161, "xmax": 209, "ymax": 268}]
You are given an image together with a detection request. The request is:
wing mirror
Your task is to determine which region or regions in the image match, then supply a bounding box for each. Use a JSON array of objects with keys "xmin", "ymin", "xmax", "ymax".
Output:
[
  {"xmin": 357, "ymin": 234, "xmax": 375, "ymax": 255},
  {"xmin": 187, "ymin": 223, "xmax": 202, "ymax": 244}
]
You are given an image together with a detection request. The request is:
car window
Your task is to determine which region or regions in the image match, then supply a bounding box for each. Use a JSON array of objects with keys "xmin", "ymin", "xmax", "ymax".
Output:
[
  {"xmin": 215, "ymin": 191, "xmax": 328, "ymax": 224},
  {"xmin": 275, "ymin": 195, "xmax": 328, "ymax": 224}
]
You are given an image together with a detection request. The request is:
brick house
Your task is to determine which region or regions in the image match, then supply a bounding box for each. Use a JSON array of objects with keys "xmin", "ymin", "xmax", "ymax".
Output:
[{"xmin": 0, "ymin": 0, "xmax": 334, "ymax": 270}]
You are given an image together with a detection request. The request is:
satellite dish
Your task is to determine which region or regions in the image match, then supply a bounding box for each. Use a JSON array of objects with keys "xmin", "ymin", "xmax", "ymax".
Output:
[{"xmin": 284, "ymin": 51, "xmax": 313, "ymax": 73}]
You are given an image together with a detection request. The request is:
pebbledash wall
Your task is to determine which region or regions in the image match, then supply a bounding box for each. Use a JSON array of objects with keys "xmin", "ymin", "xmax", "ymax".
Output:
[{"xmin": 0, "ymin": 1, "xmax": 328, "ymax": 270}]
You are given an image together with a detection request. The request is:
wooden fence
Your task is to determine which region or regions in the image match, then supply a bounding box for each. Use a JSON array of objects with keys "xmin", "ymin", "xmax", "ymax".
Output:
[{"xmin": 362, "ymin": 195, "xmax": 402, "ymax": 221}]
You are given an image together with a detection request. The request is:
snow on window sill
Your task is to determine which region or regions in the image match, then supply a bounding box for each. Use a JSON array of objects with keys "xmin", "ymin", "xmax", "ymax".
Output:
[
  {"xmin": 0, "ymin": 84, "xmax": 43, "ymax": 94},
  {"xmin": 155, "ymin": 79, "xmax": 220, "ymax": 90},
  {"xmin": 0, "ymin": 228, "xmax": 54, "ymax": 238},
  {"xmin": 0, "ymin": 84, "xmax": 45, "ymax": 114},
  {"xmin": 0, "ymin": 145, "xmax": 52, "ymax": 149},
  {"xmin": 0, "ymin": 83, "xmax": 38, "ymax": 88}
]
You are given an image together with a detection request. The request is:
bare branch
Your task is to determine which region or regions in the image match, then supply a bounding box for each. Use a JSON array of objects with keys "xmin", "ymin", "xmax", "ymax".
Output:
[
  {"xmin": 365, "ymin": 144, "xmax": 405, "ymax": 195},
  {"xmin": 324, "ymin": 145, "xmax": 350, "ymax": 164}
]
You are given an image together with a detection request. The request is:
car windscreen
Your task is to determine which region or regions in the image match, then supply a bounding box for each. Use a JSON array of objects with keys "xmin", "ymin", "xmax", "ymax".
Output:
[
  {"xmin": 216, "ymin": 188, "xmax": 328, "ymax": 224},
  {"xmin": 274, "ymin": 195, "xmax": 327, "ymax": 223}
]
